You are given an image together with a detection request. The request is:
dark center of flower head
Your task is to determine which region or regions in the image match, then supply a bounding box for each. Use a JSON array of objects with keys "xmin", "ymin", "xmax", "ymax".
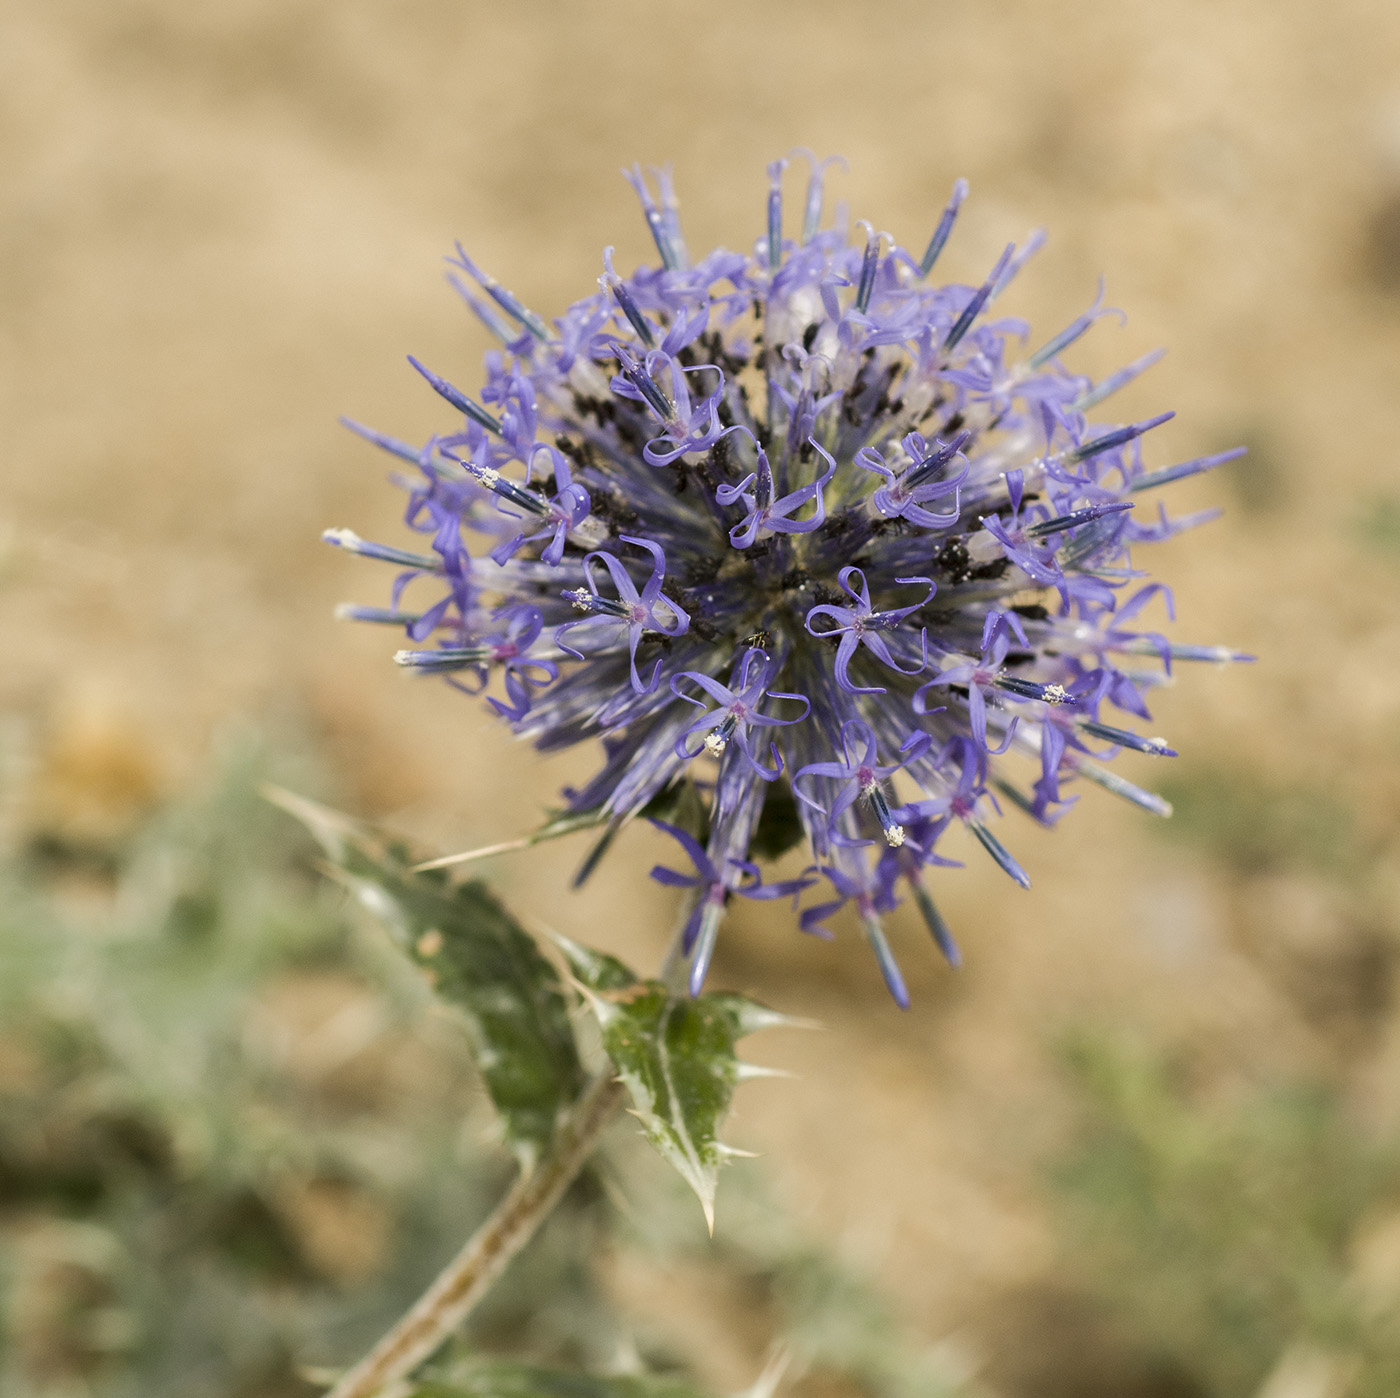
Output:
[{"xmin": 330, "ymin": 153, "xmax": 1252, "ymax": 1007}]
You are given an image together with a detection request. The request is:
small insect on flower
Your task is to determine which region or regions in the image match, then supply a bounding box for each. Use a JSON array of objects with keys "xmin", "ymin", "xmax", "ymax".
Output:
[{"xmin": 330, "ymin": 152, "xmax": 1252, "ymax": 1005}]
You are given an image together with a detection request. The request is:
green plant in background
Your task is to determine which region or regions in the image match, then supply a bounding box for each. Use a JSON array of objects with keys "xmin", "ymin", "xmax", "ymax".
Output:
[
  {"xmin": 1052, "ymin": 1032, "xmax": 1400, "ymax": 1398},
  {"xmin": 0, "ymin": 747, "xmax": 964, "ymax": 1398}
]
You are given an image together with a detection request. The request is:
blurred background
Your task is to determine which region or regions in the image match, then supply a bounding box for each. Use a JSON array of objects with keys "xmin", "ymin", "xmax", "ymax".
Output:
[{"xmin": 4, "ymin": 1, "xmax": 1400, "ymax": 1394}]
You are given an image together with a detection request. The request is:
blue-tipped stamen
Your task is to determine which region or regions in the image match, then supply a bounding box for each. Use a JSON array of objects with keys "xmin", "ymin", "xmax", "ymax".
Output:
[
  {"xmin": 992, "ymin": 675, "xmax": 1074, "ymax": 704},
  {"xmin": 866, "ymin": 782, "xmax": 906, "ymax": 848},
  {"xmin": 394, "ymin": 646, "xmax": 493, "ymax": 672},
  {"xmin": 1027, "ymin": 285, "xmax": 1120, "ymax": 369},
  {"xmin": 942, "ymin": 243, "xmax": 1014, "ymax": 352},
  {"xmin": 1079, "ymin": 719, "xmax": 1176, "ymax": 756},
  {"xmin": 340, "ymin": 417, "xmax": 425, "ymax": 466},
  {"xmin": 614, "ymin": 345, "xmax": 676, "ymax": 423},
  {"xmin": 450, "ymin": 246, "xmax": 551, "ymax": 341},
  {"xmin": 653, "ymin": 166, "xmax": 689, "ymax": 272},
  {"xmin": 602, "ymin": 250, "xmax": 656, "ymax": 348},
  {"xmin": 1070, "ymin": 758, "xmax": 1173, "ymax": 817},
  {"xmin": 336, "ymin": 604, "xmax": 423, "ymax": 626},
  {"xmin": 1074, "ymin": 349, "xmax": 1166, "ymax": 412},
  {"xmin": 1114, "ymin": 638, "xmax": 1255, "ymax": 664},
  {"xmin": 1070, "ymin": 411, "xmax": 1175, "ymax": 464},
  {"xmin": 446, "ymin": 273, "xmax": 517, "ymax": 343},
  {"xmin": 991, "ymin": 776, "xmax": 1039, "ymax": 817},
  {"xmin": 624, "ymin": 165, "xmax": 682, "ymax": 273},
  {"xmin": 905, "ymin": 430, "xmax": 972, "ymax": 489},
  {"xmin": 854, "ymin": 223, "xmax": 881, "ymax": 314},
  {"xmin": 861, "ymin": 911, "xmax": 910, "ymax": 1009},
  {"xmin": 767, "ymin": 159, "xmax": 785, "ymax": 272},
  {"xmin": 704, "ymin": 712, "xmax": 739, "ymax": 757},
  {"xmin": 919, "ymin": 177, "xmax": 968, "ymax": 278},
  {"xmin": 989, "ymin": 230, "xmax": 1045, "ymax": 304},
  {"xmin": 967, "ymin": 818, "xmax": 1032, "ymax": 888},
  {"xmin": 407, "ymin": 356, "xmax": 503, "ymax": 434},
  {"xmin": 1130, "ymin": 446, "xmax": 1247, "ymax": 493},
  {"xmin": 796, "ymin": 149, "xmax": 845, "ymax": 244},
  {"xmin": 1026, "ymin": 501, "xmax": 1135, "ymax": 539},
  {"xmin": 323, "ymin": 529, "xmax": 443, "ymax": 572},
  {"xmin": 908, "ymin": 879, "xmax": 961, "ymax": 967},
  {"xmin": 450, "ymin": 457, "xmax": 549, "ymax": 516},
  {"xmin": 688, "ymin": 897, "xmax": 725, "ymax": 998},
  {"xmin": 564, "ymin": 586, "xmax": 631, "ymax": 619}
]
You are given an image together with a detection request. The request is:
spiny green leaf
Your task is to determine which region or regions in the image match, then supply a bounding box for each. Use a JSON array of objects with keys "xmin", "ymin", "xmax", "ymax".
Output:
[
  {"xmin": 554, "ymin": 934, "xmax": 639, "ymax": 994},
  {"xmin": 559, "ymin": 940, "xmax": 790, "ymax": 1231},
  {"xmin": 412, "ymin": 1360, "xmax": 708, "ymax": 1397},
  {"xmin": 264, "ymin": 787, "xmax": 583, "ymax": 1162}
]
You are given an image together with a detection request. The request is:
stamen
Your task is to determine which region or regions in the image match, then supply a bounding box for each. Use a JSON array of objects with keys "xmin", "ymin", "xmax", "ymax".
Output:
[
  {"xmin": 1071, "ymin": 758, "xmax": 1173, "ymax": 816},
  {"xmin": 919, "ymin": 177, "xmax": 968, "ymax": 278},
  {"xmin": 406, "ymin": 356, "xmax": 502, "ymax": 434},
  {"xmin": 1026, "ymin": 501, "xmax": 1134, "ymax": 539},
  {"xmin": 340, "ymin": 417, "xmax": 424, "ymax": 465},
  {"xmin": 904, "ymin": 429, "xmax": 971, "ymax": 488},
  {"xmin": 1070, "ymin": 411, "xmax": 1175, "ymax": 464},
  {"xmin": 322, "ymin": 529, "xmax": 443, "ymax": 571},
  {"xmin": 991, "ymin": 776, "xmax": 1038, "ymax": 816},
  {"xmin": 993, "ymin": 676, "xmax": 1074, "ymax": 704},
  {"xmin": 942, "ymin": 243, "xmax": 1014, "ymax": 352},
  {"xmin": 453, "ymin": 457, "xmax": 549, "ymax": 515},
  {"xmin": 652, "ymin": 166, "xmax": 689, "ymax": 271},
  {"xmin": 335, "ymin": 604, "xmax": 423, "ymax": 625},
  {"xmin": 767, "ymin": 159, "xmax": 786, "ymax": 272},
  {"xmin": 623, "ymin": 165, "xmax": 682, "ymax": 273},
  {"xmin": 1027, "ymin": 284, "xmax": 1122, "ymax": 369},
  {"xmin": 614, "ymin": 344, "xmax": 676, "ymax": 423},
  {"xmin": 688, "ymin": 893, "xmax": 726, "ymax": 998},
  {"xmin": 861, "ymin": 910, "xmax": 909, "ymax": 1008},
  {"xmin": 704, "ymin": 712, "xmax": 738, "ymax": 757},
  {"xmin": 854, "ymin": 222, "xmax": 881, "ymax": 314},
  {"xmin": 967, "ymin": 818, "xmax": 1031, "ymax": 888},
  {"xmin": 563, "ymin": 586, "xmax": 629, "ymax": 618},
  {"xmin": 866, "ymin": 783, "xmax": 905, "ymax": 847},
  {"xmin": 908, "ymin": 880, "xmax": 961, "ymax": 966},
  {"xmin": 600, "ymin": 248, "xmax": 655, "ymax": 348},
  {"xmin": 795, "ymin": 149, "xmax": 846, "ymax": 243},
  {"xmin": 1130, "ymin": 447, "xmax": 1247, "ymax": 493},
  {"xmin": 1074, "ymin": 348, "xmax": 1165, "ymax": 412},
  {"xmin": 449, "ymin": 247, "xmax": 550, "ymax": 341},
  {"xmin": 446, "ymin": 274, "xmax": 517, "ymax": 343},
  {"xmin": 1079, "ymin": 719, "xmax": 1177, "ymax": 756},
  {"xmin": 393, "ymin": 646, "xmax": 491, "ymax": 671}
]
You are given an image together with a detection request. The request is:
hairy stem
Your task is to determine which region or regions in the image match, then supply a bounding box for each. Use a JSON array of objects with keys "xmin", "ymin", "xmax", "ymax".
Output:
[{"xmin": 323, "ymin": 1069, "xmax": 627, "ymax": 1398}]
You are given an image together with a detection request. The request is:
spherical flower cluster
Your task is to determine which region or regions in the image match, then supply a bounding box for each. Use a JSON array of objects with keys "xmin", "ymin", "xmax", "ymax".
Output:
[{"xmin": 328, "ymin": 154, "xmax": 1250, "ymax": 1006}]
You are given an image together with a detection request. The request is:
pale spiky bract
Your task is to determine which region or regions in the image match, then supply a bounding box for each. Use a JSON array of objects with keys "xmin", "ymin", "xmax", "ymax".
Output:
[{"xmin": 330, "ymin": 153, "xmax": 1250, "ymax": 1006}]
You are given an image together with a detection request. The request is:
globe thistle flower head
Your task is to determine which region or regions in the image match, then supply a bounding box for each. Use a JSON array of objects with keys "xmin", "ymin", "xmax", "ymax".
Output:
[{"xmin": 329, "ymin": 153, "xmax": 1251, "ymax": 1007}]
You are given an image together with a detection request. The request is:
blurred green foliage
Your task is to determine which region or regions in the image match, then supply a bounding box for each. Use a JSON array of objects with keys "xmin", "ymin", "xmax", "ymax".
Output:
[
  {"xmin": 1053, "ymin": 1032, "xmax": 1400, "ymax": 1398},
  {"xmin": 1157, "ymin": 769, "xmax": 1355, "ymax": 875},
  {"xmin": 0, "ymin": 744, "xmax": 965, "ymax": 1398}
]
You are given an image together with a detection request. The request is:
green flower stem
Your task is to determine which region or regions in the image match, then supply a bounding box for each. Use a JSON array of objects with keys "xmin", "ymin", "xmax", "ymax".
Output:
[{"xmin": 323, "ymin": 1068, "xmax": 627, "ymax": 1398}]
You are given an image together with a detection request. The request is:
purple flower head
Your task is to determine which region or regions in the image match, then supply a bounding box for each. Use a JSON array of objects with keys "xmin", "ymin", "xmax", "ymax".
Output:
[{"xmin": 331, "ymin": 156, "xmax": 1247, "ymax": 1003}]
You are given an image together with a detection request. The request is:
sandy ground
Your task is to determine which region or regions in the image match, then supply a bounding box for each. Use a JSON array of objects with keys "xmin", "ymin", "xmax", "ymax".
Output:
[{"xmin": 4, "ymin": 0, "xmax": 1400, "ymax": 1390}]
